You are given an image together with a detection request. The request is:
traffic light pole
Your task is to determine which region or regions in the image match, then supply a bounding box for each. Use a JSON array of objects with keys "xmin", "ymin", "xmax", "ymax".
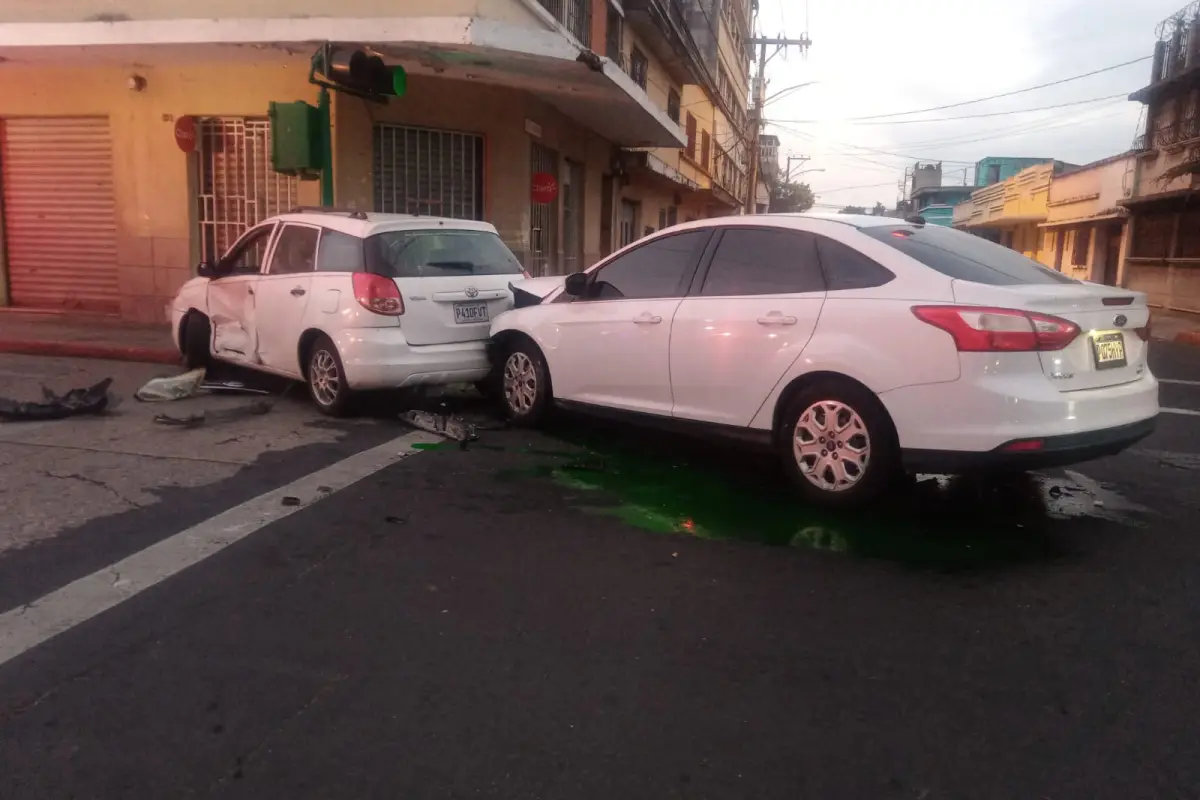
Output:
[{"xmin": 318, "ymin": 86, "xmax": 334, "ymax": 207}]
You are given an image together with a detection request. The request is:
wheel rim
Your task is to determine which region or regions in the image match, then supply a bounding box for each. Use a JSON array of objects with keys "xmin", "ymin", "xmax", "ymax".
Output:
[
  {"xmin": 310, "ymin": 349, "xmax": 340, "ymax": 407},
  {"xmin": 503, "ymin": 352, "xmax": 537, "ymax": 414},
  {"xmin": 792, "ymin": 400, "xmax": 871, "ymax": 493}
]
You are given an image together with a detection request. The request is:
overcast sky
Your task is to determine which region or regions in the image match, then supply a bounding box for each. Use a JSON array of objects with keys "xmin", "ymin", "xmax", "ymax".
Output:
[{"xmin": 753, "ymin": 0, "xmax": 1187, "ymax": 209}]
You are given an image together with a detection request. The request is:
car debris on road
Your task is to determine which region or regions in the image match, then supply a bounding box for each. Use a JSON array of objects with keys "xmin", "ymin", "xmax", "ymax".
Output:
[{"xmin": 0, "ymin": 378, "xmax": 118, "ymax": 422}]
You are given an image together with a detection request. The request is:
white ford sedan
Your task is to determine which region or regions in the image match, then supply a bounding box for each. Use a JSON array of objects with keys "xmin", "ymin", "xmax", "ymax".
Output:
[
  {"xmin": 170, "ymin": 209, "xmax": 524, "ymax": 414},
  {"xmin": 488, "ymin": 213, "xmax": 1159, "ymax": 507}
]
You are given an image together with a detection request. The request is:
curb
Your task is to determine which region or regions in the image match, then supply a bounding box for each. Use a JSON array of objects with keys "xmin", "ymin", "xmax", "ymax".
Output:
[
  {"xmin": 0, "ymin": 339, "xmax": 182, "ymax": 365},
  {"xmin": 1175, "ymin": 331, "xmax": 1200, "ymax": 348}
]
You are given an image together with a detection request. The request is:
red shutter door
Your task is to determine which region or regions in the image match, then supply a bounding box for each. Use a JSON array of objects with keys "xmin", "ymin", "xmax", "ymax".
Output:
[{"xmin": 2, "ymin": 117, "xmax": 119, "ymax": 312}]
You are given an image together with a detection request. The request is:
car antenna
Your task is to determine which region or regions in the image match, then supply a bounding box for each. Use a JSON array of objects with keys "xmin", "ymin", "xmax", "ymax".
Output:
[{"xmin": 905, "ymin": 214, "xmax": 926, "ymax": 227}]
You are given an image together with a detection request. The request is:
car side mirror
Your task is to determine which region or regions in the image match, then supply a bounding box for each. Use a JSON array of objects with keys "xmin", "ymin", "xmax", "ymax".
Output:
[
  {"xmin": 196, "ymin": 262, "xmax": 216, "ymax": 278},
  {"xmin": 564, "ymin": 272, "xmax": 590, "ymax": 297}
]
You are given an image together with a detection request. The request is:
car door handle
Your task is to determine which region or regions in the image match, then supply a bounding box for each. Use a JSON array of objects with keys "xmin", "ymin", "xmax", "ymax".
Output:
[
  {"xmin": 290, "ymin": 287, "xmax": 306, "ymax": 297},
  {"xmin": 757, "ymin": 313, "xmax": 797, "ymax": 325},
  {"xmin": 633, "ymin": 313, "xmax": 663, "ymax": 324}
]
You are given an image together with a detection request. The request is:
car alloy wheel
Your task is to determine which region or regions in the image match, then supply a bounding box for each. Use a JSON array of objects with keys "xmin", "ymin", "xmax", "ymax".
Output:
[
  {"xmin": 503, "ymin": 351, "xmax": 538, "ymax": 415},
  {"xmin": 792, "ymin": 399, "xmax": 871, "ymax": 492},
  {"xmin": 309, "ymin": 348, "xmax": 341, "ymax": 408}
]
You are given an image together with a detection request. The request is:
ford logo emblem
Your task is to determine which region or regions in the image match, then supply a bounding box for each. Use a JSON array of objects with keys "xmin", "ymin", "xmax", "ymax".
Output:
[
  {"xmin": 1114, "ymin": 314, "xmax": 1127, "ymax": 327},
  {"xmin": 465, "ymin": 287, "xmax": 479, "ymax": 298}
]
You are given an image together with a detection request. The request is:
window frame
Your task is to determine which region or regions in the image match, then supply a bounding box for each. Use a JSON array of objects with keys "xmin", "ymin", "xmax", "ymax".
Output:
[
  {"xmin": 630, "ymin": 47, "xmax": 649, "ymax": 89},
  {"xmin": 685, "ymin": 113, "xmax": 697, "ymax": 160},
  {"xmin": 568, "ymin": 228, "xmax": 713, "ymax": 304},
  {"xmin": 813, "ymin": 233, "xmax": 897, "ymax": 292},
  {"xmin": 265, "ymin": 222, "xmax": 323, "ymax": 276},
  {"xmin": 667, "ymin": 88, "xmax": 681, "ymax": 124},
  {"xmin": 217, "ymin": 222, "xmax": 278, "ymax": 276}
]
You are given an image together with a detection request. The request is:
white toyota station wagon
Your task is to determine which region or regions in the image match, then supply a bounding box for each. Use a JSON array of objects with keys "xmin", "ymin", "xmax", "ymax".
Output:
[
  {"xmin": 488, "ymin": 213, "xmax": 1160, "ymax": 507},
  {"xmin": 170, "ymin": 209, "xmax": 525, "ymax": 414}
]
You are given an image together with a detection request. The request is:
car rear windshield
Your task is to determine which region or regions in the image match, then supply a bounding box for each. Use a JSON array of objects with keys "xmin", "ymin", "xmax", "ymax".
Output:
[
  {"xmin": 364, "ymin": 230, "xmax": 523, "ymax": 278},
  {"xmin": 861, "ymin": 224, "xmax": 1079, "ymax": 286}
]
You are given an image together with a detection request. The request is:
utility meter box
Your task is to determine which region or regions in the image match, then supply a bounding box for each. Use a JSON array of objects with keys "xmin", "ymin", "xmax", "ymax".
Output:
[{"xmin": 269, "ymin": 100, "xmax": 321, "ymax": 178}]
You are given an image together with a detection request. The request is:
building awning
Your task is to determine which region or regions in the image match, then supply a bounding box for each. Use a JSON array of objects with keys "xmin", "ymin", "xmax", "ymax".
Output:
[
  {"xmin": 1118, "ymin": 186, "xmax": 1200, "ymax": 210},
  {"xmin": 0, "ymin": 14, "xmax": 687, "ymax": 149},
  {"xmin": 621, "ymin": 151, "xmax": 703, "ymax": 192},
  {"xmin": 957, "ymin": 214, "xmax": 1047, "ymax": 229},
  {"xmin": 1039, "ymin": 209, "xmax": 1127, "ymax": 228}
]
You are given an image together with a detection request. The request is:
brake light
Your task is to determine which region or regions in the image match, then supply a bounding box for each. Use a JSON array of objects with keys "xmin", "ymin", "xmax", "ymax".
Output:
[
  {"xmin": 1002, "ymin": 439, "xmax": 1044, "ymax": 452},
  {"xmin": 352, "ymin": 272, "xmax": 404, "ymax": 315},
  {"xmin": 911, "ymin": 305, "xmax": 1080, "ymax": 352}
]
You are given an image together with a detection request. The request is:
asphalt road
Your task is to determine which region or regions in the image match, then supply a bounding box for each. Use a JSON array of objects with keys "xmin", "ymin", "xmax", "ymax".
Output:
[{"xmin": 1, "ymin": 343, "xmax": 1199, "ymax": 799}]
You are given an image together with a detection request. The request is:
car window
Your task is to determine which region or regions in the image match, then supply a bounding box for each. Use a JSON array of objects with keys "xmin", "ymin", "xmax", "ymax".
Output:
[
  {"xmin": 861, "ymin": 224, "xmax": 1078, "ymax": 285},
  {"xmin": 221, "ymin": 225, "xmax": 275, "ymax": 274},
  {"xmin": 584, "ymin": 230, "xmax": 707, "ymax": 300},
  {"xmin": 268, "ymin": 225, "xmax": 320, "ymax": 275},
  {"xmin": 815, "ymin": 236, "xmax": 896, "ymax": 291},
  {"xmin": 700, "ymin": 228, "xmax": 824, "ymax": 296},
  {"xmin": 316, "ymin": 230, "xmax": 365, "ymax": 272},
  {"xmin": 364, "ymin": 230, "xmax": 522, "ymax": 278}
]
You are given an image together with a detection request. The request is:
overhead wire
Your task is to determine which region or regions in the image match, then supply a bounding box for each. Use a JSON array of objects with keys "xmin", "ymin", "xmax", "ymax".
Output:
[{"xmin": 769, "ymin": 93, "xmax": 1132, "ymax": 126}]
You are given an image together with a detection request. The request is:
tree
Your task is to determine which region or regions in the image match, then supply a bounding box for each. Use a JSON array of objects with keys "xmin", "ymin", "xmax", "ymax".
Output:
[
  {"xmin": 871, "ymin": 202, "xmax": 888, "ymax": 216},
  {"xmin": 839, "ymin": 205, "xmax": 867, "ymax": 214},
  {"xmin": 769, "ymin": 181, "xmax": 815, "ymax": 213}
]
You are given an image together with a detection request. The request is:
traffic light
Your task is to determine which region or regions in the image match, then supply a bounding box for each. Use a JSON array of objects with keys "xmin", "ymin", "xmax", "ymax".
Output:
[{"xmin": 316, "ymin": 45, "xmax": 407, "ymax": 99}]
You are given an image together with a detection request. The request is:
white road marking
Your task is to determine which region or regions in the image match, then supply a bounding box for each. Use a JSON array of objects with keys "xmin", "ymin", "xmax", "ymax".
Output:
[
  {"xmin": 0, "ymin": 430, "xmax": 440, "ymax": 669},
  {"xmin": 1159, "ymin": 379, "xmax": 1200, "ymax": 387},
  {"xmin": 1161, "ymin": 407, "xmax": 1200, "ymax": 417}
]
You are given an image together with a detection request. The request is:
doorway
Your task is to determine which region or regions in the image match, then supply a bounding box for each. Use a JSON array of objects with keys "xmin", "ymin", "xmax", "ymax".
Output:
[{"xmin": 1103, "ymin": 223, "xmax": 1123, "ymax": 286}]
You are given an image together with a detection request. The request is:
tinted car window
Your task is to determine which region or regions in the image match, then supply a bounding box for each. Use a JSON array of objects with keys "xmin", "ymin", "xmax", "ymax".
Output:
[
  {"xmin": 268, "ymin": 225, "xmax": 320, "ymax": 275},
  {"xmin": 364, "ymin": 230, "xmax": 522, "ymax": 278},
  {"xmin": 862, "ymin": 224, "xmax": 1078, "ymax": 285},
  {"xmin": 701, "ymin": 228, "xmax": 824, "ymax": 296},
  {"xmin": 316, "ymin": 230, "xmax": 366, "ymax": 272},
  {"xmin": 586, "ymin": 230, "xmax": 707, "ymax": 300},
  {"xmin": 816, "ymin": 236, "xmax": 895, "ymax": 291}
]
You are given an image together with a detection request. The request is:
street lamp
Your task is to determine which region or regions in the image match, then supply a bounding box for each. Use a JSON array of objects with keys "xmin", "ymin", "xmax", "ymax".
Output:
[
  {"xmin": 765, "ymin": 81, "xmax": 818, "ymax": 106},
  {"xmin": 788, "ymin": 167, "xmax": 825, "ymax": 181}
]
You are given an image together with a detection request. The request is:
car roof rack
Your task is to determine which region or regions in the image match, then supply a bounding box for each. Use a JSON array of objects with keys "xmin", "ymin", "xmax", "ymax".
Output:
[{"xmin": 287, "ymin": 206, "xmax": 369, "ymax": 220}]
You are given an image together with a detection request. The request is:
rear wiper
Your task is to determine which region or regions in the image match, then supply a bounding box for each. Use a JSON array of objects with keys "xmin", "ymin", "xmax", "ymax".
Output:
[{"xmin": 425, "ymin": 260, "xmax": 475, "ymax": 271}]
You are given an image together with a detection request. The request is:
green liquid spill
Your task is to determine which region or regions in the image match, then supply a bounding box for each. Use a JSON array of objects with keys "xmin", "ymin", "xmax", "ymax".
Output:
[{"xmin": 502, "ymin": 425, "xmax": 1071, "ymax": 572}]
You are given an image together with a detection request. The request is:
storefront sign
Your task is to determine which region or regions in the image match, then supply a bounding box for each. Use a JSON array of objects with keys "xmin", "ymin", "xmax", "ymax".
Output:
[
  {"xmin": 174, "ymin": 116, "xmax": 197, "ymax": 153},
  {"xmin": 531, "ymin": 172, "xmax": 558, "ymax": 204}
]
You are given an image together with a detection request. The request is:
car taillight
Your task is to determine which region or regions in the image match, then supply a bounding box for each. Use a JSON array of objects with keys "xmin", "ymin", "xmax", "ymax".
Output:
[
  {"xmin": 352, "ymin": 273, "xmax": 404, "ymax": 316},
  {"xmin": 911, "ymin": 305, "xmax": 1080, "ymax": 352}
]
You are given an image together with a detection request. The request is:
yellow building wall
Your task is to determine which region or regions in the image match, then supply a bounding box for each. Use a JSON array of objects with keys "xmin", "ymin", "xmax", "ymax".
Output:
[
  {"xmin": 0, "ymin": 0, "xmax": 538, "ymax": 24},
  {"xmin": 0, "ymin": 59, "xmax": 319, "ymax": 322}
]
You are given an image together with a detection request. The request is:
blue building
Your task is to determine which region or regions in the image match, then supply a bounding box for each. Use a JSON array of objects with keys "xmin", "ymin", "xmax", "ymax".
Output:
[{"xmin": 974, "ymin": 156, "xmax": 1058, "ymax": 187}]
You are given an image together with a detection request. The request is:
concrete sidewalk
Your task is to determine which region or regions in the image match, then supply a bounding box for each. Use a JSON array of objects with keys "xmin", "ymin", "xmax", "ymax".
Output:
[
  {"xmin": 1152, "ymin": 308, "xmax": 1200, "ymax": 348},
  {"xmin": 0, "ymin": 311, "xmax": 179, "ymax": 365}
]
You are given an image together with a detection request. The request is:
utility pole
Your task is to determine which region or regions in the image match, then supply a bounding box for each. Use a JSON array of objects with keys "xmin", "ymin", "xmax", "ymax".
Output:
[
  {"xmin": 746, "ymin": 34, "xmax": 812, "ymax": 213},
  {"xmin": 785, "ymin": 155, "xmax": 810, "ymax": 183}
]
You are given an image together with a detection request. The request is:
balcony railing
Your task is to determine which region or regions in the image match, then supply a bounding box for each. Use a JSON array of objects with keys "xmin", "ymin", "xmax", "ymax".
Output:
[
  {"xmin": 535, "ymin": 0, "xmax": 592, "ymax": 47},
  {"xmin": 1151, "ymin": 1, "xmax": 1200, "ymax": 82},
  {"xmin": 1155, "ymin": 116, "xmax": 1200, "ymax": 147}
]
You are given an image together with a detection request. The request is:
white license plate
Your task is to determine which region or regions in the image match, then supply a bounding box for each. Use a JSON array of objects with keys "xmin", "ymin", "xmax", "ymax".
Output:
[
  {"xmin": 453, "ymin": 302, "xmax": 489, "ymax": 324},
  {"xmin": 1091, "ymin": 331, "xmax": 1127, "ymax": 370}
]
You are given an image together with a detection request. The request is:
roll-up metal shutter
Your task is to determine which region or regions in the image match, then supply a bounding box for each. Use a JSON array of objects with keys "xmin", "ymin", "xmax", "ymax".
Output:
[
  {"xmin": 373, "ymin": 124, "xmax": 484, "ymax": 220},
  {"xmin": 1, "ymin": 117, "xmax": 119, "ymax": 312}
]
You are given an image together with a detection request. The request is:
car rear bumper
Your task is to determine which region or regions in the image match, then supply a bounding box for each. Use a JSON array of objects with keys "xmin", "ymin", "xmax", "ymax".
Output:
[
  {"xmin": 333, "ymin": 328, "xmax": 491, "ymax": 389},
  {"xmin": 901, "ymin": 416, "xmax": 1158, "ymax": 473}
]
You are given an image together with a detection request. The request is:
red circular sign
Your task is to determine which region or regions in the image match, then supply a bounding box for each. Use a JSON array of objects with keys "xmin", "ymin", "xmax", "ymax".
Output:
[
  {"xmin": 174, "ymin": 115, "xmax": 197, "ymax": 153},
  {"xmin": 531, "ymin": 172, "xmax": 559, "ymax": 204}
]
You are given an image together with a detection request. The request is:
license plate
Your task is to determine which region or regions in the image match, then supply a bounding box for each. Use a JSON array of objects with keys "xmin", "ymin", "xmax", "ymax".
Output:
[
  {"xmin": 453, "ymin": 302, "xmax": 489, "ymax": 324},
  {"xmin": 1091, "ymin": 331, "xmax": 1127, "ymax": 370}
]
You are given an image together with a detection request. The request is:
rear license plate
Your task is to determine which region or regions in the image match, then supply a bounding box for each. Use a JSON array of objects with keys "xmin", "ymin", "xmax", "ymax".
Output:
[
  {"xmin": 1091, "ymin": 331, "xmax": 1127, "ymax": 370},
  {"xmin": 453, "ymin": 302, "xmax": 489, "ymax": 324}
]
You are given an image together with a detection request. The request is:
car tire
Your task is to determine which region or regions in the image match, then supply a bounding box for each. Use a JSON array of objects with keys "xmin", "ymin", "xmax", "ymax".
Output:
[
  {"xmin": 305, "ymin": 334, "xmax": 354, "ymax": 417},
  {"xmin": 498, "ymin": 338, "xmax": 551, "ymax": 427},
  {"xmin": 777, "ymin": 379, "xmax": 899, "ymax": 508},
  {"xmin": 180, "ymin": 312, "xmax": 212, "ymax": 370}
]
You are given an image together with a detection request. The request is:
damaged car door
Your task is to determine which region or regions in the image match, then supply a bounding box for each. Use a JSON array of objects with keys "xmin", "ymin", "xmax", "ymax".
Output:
[
  {"xmin": 208, "ymin": 223, "xmax": 278, "ymax": 364},
  {"xmin": 252, "ymin": 222, "xmax": 320, "ymax": 376}
]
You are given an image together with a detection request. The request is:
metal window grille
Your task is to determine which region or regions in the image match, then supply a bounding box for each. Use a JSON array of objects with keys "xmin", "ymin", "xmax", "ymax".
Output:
[
  {"xmin": 529, "ymin": 141, "xmax": 560, "ymax": 276},
  {"xmin": 196, "ymin": 117, "xmax": 299, "ymax": 263},
  {"xmin": 534, "ymin": 0, "xmax": 592, "ymax": 46},
  {"xmin": 374, "ymin": 124, "xmax": 484, "ymax": 220}
]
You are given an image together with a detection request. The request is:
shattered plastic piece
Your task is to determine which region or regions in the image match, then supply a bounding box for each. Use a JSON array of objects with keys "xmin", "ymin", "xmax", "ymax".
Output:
[
  {"xmin": 153, "ymin": 399, "xmax": 273, "ymax": 428},
  {"xmin": 400, "ymin": 409, "xmax": 479, "ymax": 443},
  {"xmin": 281, "ymin": 496, "xmax": 302, "ymax": 507},
  {"xmin": 134, "ymin": 368, "xmax": 206, "ymax": 403},
  {"xmin": 0, "ymin": 379, "xmax": 116, "ymax": 422},
  {"xmin": 199, "ymin": 379, "xmax": 270, "ymax": 395}
]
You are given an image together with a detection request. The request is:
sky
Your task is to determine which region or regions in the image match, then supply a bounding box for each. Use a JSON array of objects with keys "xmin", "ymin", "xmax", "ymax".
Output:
[{"xmin": 752, "ymin": 0, "xmax": 1189, "ymax": 209}]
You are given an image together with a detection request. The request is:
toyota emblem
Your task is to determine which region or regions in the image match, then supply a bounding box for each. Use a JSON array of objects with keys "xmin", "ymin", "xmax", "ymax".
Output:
[
  {"xmin": 465, "ymin": 287, "xmax": 479, "ymax": 298},
  {"xmin": 1114, "ymin": 314, "xmax": 1128, "ymax": 327}
]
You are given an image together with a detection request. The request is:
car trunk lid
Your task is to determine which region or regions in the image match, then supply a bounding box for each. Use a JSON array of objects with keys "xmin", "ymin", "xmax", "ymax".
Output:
[
  {"xmin": 951, "ymin": 279, "xmax": 1150, "ymax": 391},
  {"xmin": 393, "ymin": 274, "xmax": 514, "ymax": 345}
]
